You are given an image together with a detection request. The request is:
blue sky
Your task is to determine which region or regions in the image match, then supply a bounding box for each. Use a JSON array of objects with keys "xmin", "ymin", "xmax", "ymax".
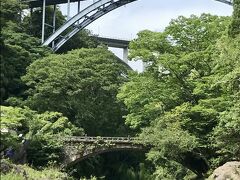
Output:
[{"xmin": 60, "ymin": 0, "xmax": 233, "ymax": 71}]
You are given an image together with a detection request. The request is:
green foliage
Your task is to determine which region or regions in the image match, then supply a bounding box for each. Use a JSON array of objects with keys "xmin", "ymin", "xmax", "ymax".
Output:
[
  {"xmin": 117, "ymin": 72, "xmax": 179, "ymax": 129},
  {"xmin": 129, "ymin": 14, "xmax": 230, "ymax": 64},
  {"xmin": 22, "ymin": 48, "xmax": 130, "ymax": 136},
  {"xmin": 140, "ymin": 106, "xmax": 198, "ymax": 157},
  {"xmin": 1, "ymin": 23, "xmax": 51, "ymax": 100},
  {"xmin": 165, "ymin": 14, "xmax": 230, "ymax": 52},
  {"xmin": 118, "ymin": 13, "xmax": 239, "ymax": 178},
  {"xmin": 0, "ymin": 0, "xmax": 25, "ymax": 27},
  {"xmin": 139, "ymin": 105, "xmax": 199, "ymax": 178},
  {"xmin": 1, "ymin": 106, "xmax": 36, "ymax": 151},
  {"xmin": 1, "ymin": 1, "xmax": 239, "ymax": 178},
  {"xmin": 80, "ymin": 176, "xmax": 97, "ymax": 180},
  {"xmin": 229, "ymin": 0, "xmax": 240, "ymax": 37},
  {"xmin": 212, "ymin": 101, "xmax": 240, "ymax": 163},
  {"xmin": 0, "ymin": 105, "xmax": 83, "ymax": 166},
  {"xmin": 0, "ymin": 1, "xmax": 51, "ymax": 103},
  {"xmin": 0, "ymin": 0, "xmax": 97, "ymax": 103},
  {"xmin": 125, "ymin": 15, "xmax": 231, "ymax": 135},
  {"xmin": 58, "ymin": 30, "xmax": 99, "ymax": 53},
  {"xmin": 0, "ymin": 159, "xmax": 71, "ymax": 180},
  {"xmin": 69, "ymin": 151, "xmax": 151, "ymax": 180},
  {"xmin": 23, "ymin": 6, "xmax": 65, "ymax": 39},
  {"xmin": 209, "ymin": 35, "xmax": 240, "ymax": 166},
  {"xmin": 129, "ymin": 30, "xmax": 172, "ymax": 62}
]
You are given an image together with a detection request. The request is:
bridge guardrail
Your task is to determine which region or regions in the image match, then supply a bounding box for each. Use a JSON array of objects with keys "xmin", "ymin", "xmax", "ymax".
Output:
[{"xmin": 62, "ymin": 136, "xmax": 140, "ymax": 143}]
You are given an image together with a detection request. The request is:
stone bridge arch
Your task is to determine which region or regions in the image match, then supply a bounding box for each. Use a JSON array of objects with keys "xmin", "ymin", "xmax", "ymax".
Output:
[{"xmin": 63, "ymin": 136, "xmax": 145, "ymax": 166}]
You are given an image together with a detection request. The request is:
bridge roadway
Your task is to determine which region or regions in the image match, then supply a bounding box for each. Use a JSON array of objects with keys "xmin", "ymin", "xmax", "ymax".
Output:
[{"xmin": 94, "ymin": 36, "xmax": 130, "ymax": 49}]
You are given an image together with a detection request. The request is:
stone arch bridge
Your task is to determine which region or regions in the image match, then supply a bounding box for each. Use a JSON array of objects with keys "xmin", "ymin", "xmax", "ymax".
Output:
[
  {"xmin": 62, "ymin": 136, "xmax": 145, "ymax": 166},
  {"xmin": 61, "ymin": 136, "xmax": 209, "ymax": 177}
]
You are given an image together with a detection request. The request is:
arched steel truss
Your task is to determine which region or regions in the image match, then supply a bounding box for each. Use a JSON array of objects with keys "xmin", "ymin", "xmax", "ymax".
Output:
[
  {"xmin": 43, "ymin": 0, "xmax": 137, "ymax": 51},
  {"xmin": 42, "ymin": 0, "xmax": 233, "ymax": 52}
]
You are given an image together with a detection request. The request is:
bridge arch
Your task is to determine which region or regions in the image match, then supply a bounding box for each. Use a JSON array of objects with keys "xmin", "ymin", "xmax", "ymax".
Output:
[
  {"xmin": 65, "ymin": 146, "xmax": 145, "ymax": 167},
  {"xmin": 62, "ymin": 136, "xmax": 145, "ymax": 167},
  {"xmin": 38, "ymin": 0, "xmax": 233, "ymax": 52}
]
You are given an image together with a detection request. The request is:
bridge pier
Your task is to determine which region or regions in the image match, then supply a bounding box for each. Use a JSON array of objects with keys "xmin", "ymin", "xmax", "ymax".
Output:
[
  {"xmin": 52, "ymin": 4, "xmax": 56, "ymax": 48},
  {"xmin": 93, "ymin": 36, "xmax": 130, "ymax": 65}
]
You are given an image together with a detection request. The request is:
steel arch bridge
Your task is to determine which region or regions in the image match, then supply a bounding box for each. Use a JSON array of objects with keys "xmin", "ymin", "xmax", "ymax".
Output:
[{"xmin": 22, "ymin": 0, "xmax": 233, "ymax": 52}]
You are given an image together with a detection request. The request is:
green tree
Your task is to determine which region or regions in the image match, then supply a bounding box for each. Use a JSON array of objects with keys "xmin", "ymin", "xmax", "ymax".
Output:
[
  {"xmin": 0, "ymin": 0, "xmax": 24, "ymax": 27},
  {"xmin": 23, "ymin": 6, "xmax": 65, "ymax": 39},
  {"xmin": 118, "ymin": 14, "xmax": 237, "ymax": 178},
  {"xmin": 1, "ymin": 105, "xmax": 83, "ymax": 166},
  {"xmin": 212, "ymin": 101, "xmax": 240, "ymax": 163},
  {"xmin": 0, "ymin": 0, "xmax": 51, "ymax": 103},
  {"xmin": 57, "ymin": 29, "xmax": 99, "ymax": 53},
  {"xmin": 22, "ymin": 48, "xmax": 130, "ymax": 136},
  {"xmin": 229, "ymin": 0, "xmax": 240, "ymax": 37},
  {"xmin": 165, "ymin": 14, "xmax": 230, "ymax": 52},
  {"xmin": 209, "ymin": 35, "xmax": 240, "ymax": 166},
  {"xmin": 0, "ymin": 23, "xmax": 51, "ymax": 103}
]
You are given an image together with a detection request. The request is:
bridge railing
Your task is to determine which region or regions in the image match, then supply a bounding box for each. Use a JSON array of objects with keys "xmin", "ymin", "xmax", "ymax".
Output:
[{"xmin": 63, "ymin": 136, "xmax": 140, "ymax": 143}]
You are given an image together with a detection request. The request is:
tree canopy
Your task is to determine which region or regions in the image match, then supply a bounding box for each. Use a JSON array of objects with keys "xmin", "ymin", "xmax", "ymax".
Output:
[
  {"xmin": 22, "ymin": 47, "xmax": 130, "ymax": 136},
  {"xmin": 0, "ymin": 0, "xmax": 51, "ymax": 103},
  {"xmin": 1, "ymin": 105, "xmax": 83, "ymax": 166},
  {"xmin": 118, "ymin": 13, "xmax": 239, "ymax": 178},
  {"xmin": 1, "ymin": 0, "xmax": 239, "ymax": 179}
]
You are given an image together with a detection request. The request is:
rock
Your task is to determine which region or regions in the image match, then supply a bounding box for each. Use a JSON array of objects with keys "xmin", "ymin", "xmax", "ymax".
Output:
[{"xmin": 208, "ymin": 161, "xmax": 240, "ymax": 180}]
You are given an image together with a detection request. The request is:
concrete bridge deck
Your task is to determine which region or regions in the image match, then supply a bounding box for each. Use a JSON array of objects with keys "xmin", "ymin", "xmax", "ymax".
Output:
[{"xmin": 94, "ymin": 36, "xmax": 130, "ymax": 49}]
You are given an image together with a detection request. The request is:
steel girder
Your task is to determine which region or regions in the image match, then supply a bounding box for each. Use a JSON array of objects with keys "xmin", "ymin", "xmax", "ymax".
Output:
[
  {"xmin": 43, "ymin": 0, "xmax": 137, "ymax": 51},
  {"xmin": 215, "ymin": 0, "xmax": 233, "ymax": 5}
]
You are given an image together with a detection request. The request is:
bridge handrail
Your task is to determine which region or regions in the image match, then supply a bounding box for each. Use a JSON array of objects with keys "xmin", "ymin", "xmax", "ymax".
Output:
[{"xmin": 62, "ymin": 136, "xmax": 140, "ymax": 142}]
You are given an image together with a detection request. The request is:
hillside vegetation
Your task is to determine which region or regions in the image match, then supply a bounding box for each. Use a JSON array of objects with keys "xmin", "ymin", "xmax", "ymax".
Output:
[{"xmin": 1, "ymin": 0, "xmax": 239, "ymax": 179}]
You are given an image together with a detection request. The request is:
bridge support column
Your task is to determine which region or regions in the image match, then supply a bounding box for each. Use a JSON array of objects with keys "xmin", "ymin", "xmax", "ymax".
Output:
[
  {"xmin": 123, "ymin": 47, "xmax": 129, "ymax": 64},
  {"xmin": 41, "ymin": 0, "xmax": 46, "ymax": 43},
  {"xmin": 77, "ymin": 1, "xmax": 81, "ymax": 25},
  {"xmin": 67, "ymin": 0, "xmax": 71, "ymax": 20},
  {"xmin": 52, "ymin": 4, "xmax": 56, "ymax": 48},
  {"xmin": 78, "ymin": 1, "xmax": 81, "ymax": 13}
]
